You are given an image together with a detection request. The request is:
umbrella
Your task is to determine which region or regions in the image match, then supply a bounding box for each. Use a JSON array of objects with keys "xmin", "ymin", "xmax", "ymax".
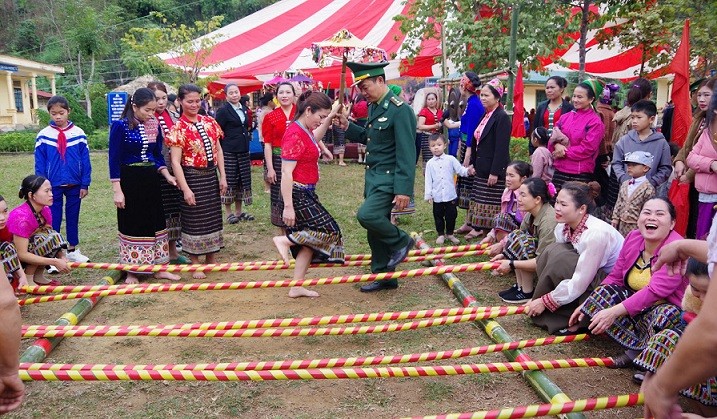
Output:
[
  {"xmin": 289, "ymin": 74, "xmax": 314, "ymax": 83},
  {"xmin": 264, "ymin": 75, "xmax": 288, "ymax": 85},
  {"xmin": 311, "ymin": 29, "xmax": 387, "ymax": 100}
]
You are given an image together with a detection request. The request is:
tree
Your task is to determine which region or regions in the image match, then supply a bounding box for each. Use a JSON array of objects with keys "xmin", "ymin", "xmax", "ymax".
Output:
[{"xmin": 121, "ymin": 12, "xmax": 225, "ymax": 83}]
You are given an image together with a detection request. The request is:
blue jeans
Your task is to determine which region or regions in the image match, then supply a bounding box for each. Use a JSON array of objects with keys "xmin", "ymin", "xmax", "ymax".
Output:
[{"xmin": 51, "ymin": 185, "xmax": 82, "ymax": 247}]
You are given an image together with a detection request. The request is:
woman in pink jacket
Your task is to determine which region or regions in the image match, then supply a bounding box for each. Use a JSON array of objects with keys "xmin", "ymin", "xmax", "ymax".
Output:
[
  {"xmin": 570, "ymin": 197, "xmax": 688, "ymax": 369},
  {"xmin": 549, "ymin": 79, "xmax": 606, "ymax": 192},
  {"xmin": 686, "ymin": 86, "xmax": 717, "ymax": 239}
]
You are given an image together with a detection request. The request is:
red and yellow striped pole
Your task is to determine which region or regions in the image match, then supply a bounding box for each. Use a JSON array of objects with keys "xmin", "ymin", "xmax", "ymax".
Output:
[
  {"xmin": 20, "ymin": 262, "xmax": 500, "ymax": 304},
  {"xmin": 21, "ymin": 334, "xmax": 587, "ymax": 372},
  {"xmin": 407, "ymin": 393, "xmax": 643, "ymax": 419},
  {"xmin": 19, "ymin": 357, "xmax": 613, "ymax": 382}
]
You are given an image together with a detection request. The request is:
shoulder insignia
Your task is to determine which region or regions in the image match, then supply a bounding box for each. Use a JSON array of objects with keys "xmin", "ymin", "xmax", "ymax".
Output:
[
  {"xmin": 378, "ymin": 117, "xmax": 388, "ymax": 122},
  {"xmin": 390, "ymin": 96, "xmax": 404, "ymax": 106}
]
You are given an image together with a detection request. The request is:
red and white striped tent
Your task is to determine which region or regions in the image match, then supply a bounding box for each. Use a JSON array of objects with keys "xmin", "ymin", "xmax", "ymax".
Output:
[
  {"xmin": 160, "ymin": 0, "xmax": 445, "ymax": 90},
  {"xmin": 161, "ymin": 0, "xmax": 671, "ymax": 89}
]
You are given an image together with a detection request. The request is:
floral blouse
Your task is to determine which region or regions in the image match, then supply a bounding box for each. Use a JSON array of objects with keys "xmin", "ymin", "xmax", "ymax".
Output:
[{"xmin": 166, "ymin": 114, "xmax": 224, "ymax": 168}]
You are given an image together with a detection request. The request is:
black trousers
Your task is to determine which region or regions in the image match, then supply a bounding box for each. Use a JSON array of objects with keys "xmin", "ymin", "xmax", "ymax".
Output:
[{"xmin": 433, "ymin": 200, "xmax": 458, "ymax": 235}]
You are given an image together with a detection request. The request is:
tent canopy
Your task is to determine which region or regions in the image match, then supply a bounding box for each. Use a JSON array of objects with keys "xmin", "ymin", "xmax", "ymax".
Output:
[{"xmin": 163, "ymin": 0, "xmax": 673, "ymax": 85}]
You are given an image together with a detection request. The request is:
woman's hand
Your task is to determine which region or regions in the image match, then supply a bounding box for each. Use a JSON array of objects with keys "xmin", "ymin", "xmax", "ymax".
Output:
[
  {"xmin": 165, "ymin": 174, "xmax": 178, "ymax": 188},
  {"xmin": 321, "ymin": 148, "xmax": 333, "ymax": 161},
  {"xmin": 183, "ymin": 188, "xmax": 196, "ymax": 206},
  {"xmin": 490, "ymin": 255, "xmax": 513, "ymax": 275},
  {"xmin": 54, "ymin": 257, "xmax": 71, "ymax": 273},
  {"xmin": 487, "ymin": 242, "xmax": 504, "ymax": 257},
  {"xmin": 267, "ymin": 168, "xmax": 277, "ymax": 184},
  {"xmin": 568, "ymin": 302, "xmax": 585, "ymax": 327},
  {"xmin": 219, "ymin": 176, "xmax": 228, "ymax": 196},
  {"xmin": 487, "ymin": 174, "xmax": 498, "ymax": 186},
  {"xmin": 674, "ymin": 161, "xmax": 686, "ymax": 178},
  {"xmin": 113, "ymin": 190, "xmax": 125, "ymax": 209},
  {"xmin": 588, "ymin": 306, "xmax": 621, "ymax": 335},
  {"xmin": 524, "ymin": 298, "xmax": 546, "ymax": 316},
  {"xmin": 80, "ymin": 189, "xmax": 89, "ymax": 199},
  {"xmin": 282, "ymin": 206, "xmax": 296, "ymax": 227},
  {"xmin": 552, "ymin": 143, "xmax": 567, "ymax": 159},
  {"xmin": 641, "ymin": 372, "xmax": 683, "ymax": 419}
]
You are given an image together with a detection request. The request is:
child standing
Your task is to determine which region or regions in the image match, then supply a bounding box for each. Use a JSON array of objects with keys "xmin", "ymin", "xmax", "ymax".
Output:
[
  {"xmin": 424, "ymin": 134, "xmax": 474, "ymax": 244},
  {"xmin": 611, "ymin": 100, "xmax": 672, "ymax": 192},
  {"xmin": 530, "ymin": 127, "xmax": 553, "ymax": 183},
  {"xmin": 34, "ymin": 96, "xmax": 91, "ymax": 264},
  {"xmin": 611, "ymin": 151, "xmax": 656, "ymax": 236}
]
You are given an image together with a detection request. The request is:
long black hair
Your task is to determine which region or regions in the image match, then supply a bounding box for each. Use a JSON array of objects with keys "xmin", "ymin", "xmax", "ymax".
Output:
[{"xmin": 121, "ymin": 87, "xmax": 156, "ymax": 130}]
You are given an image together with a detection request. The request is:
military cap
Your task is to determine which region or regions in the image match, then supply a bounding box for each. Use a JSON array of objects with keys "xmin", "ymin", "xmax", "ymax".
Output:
[{"xmin": 347, "ymin": 61, "xmax": 389, "ymax": 87}]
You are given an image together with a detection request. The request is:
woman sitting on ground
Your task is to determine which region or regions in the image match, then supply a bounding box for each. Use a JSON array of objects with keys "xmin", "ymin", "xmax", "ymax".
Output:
[
  {"xmin": 272, "ymin": 91, "xmax": 342, "ymax": 298},
  {"xmin": 7, "ymin": 175, "xmax": 70, "ymax": 286},
  {"xmin": 570, "ymin": 197, "xmax": 687, "ymax": 368},
  {"xmin": 0, "ymin": 194, "xmax": 29, "ymax": 291},
  {"xmin": 489, "ymin": 178, "xmax": 557, "ymax": 304},
  {"xmin": 524, "ymin": 181, "xmax": 624, "ymax": 334},
  {"xmin": 481, "ymin": 160, "xmax": 532, "ymax": 247}
]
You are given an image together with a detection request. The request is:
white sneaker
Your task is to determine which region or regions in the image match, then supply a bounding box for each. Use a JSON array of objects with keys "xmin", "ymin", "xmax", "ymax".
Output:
[
  {"xmin": 46, "ymin": 265, "xmax": 59, "ymax": 274},
  {"xmin": 66, "ymin": 248, "xmax": 90, "ymax": 263}
]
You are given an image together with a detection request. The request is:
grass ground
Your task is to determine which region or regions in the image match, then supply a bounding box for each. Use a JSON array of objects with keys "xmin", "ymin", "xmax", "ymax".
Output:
[{"xmin": 0, "ymin": 152, "xmax": 647, "ymax": 418}]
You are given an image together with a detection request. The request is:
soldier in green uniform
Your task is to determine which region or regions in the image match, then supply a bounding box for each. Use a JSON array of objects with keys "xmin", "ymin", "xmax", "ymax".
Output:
[{"xmin": 337, "ymin": 61, "xmax": 417, "ymax": 292}]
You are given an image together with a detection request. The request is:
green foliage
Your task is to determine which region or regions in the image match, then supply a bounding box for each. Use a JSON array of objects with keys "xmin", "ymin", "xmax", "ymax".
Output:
[
  {"xmin": 66, "ymin": 96, "xmax": 95, "ymax": 135},
  {"xmin": 0, "ymin": 129, "xmax": 108, "ymax": 152},
  {"xmin": 510, "ymin": 137, "xmax": 530, "ymax": 163},
  {"xmin": 37, "ymin": 109, "xmax": 51, "ymax": 128},
  {"xmin": 89, "ymin": 84, "xmax": 111, "ymax": 129}
]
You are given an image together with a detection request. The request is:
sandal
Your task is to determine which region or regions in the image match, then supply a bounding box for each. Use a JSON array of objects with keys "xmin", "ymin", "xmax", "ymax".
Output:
[
  {"xmin": 226, "ymin": 214, "xmax": 239, "ymax": 224},
  {"xmin": 238, "ymin": 212, "xmax": 255, "ymax": 221}
]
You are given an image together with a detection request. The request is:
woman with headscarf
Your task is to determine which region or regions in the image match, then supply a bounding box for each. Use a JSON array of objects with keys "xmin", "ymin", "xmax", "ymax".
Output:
[
  {"xmin": 454, "ymin": 71, "xmax": 485, "ymax": 239},
  {"xmin": 549, "ymin": 79, "xmax": 606, "ymax": 192}
]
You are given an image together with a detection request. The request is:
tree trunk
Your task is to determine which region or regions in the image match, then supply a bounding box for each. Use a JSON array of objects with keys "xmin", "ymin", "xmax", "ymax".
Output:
[
  {"xmin": 84, "ymin": 52, "xmax": 95, "ymax": 118},
  {"xmin": 578, "ymin": 0, "xmax": 591, "ymax": 82}
]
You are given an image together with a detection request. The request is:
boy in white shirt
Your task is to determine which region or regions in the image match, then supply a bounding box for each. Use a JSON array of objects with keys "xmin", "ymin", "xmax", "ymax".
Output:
[{"xmin": 424, "ymin": 134, "xmax": 475, "ymax": 244}]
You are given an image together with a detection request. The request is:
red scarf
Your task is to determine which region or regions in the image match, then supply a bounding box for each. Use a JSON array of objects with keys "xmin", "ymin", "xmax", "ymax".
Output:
[
  {"xmin": 50, "ymin": 123, "xmax": 72, "ymax": 160},
  {"xmin": 563, "ymin": 213, "xmax": 590, "ymax": 245}
]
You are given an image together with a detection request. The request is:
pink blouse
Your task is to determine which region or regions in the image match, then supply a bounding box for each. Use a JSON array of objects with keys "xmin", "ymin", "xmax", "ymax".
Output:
[
  {"xmin": 7, "ymin": 203, "xmax": 52, "ymax": 239},
  {"xmin": 473, "ymin": 109, "xmax": 496, "ymax": 144}
]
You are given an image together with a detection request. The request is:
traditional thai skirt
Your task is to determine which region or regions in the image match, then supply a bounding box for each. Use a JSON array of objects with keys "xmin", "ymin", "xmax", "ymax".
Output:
[
  {"xmin": 118, "ymin": 164, "xmax": 169, "ymax": 266},
  {"xmin": 580, "ymin": 284, "xmax": 682, "ymax": 350},
  {"xmin": 286, "ymin": 183, "xmax": 345, "ymax": 263},
  {"xmin": 160, "ymin": 148, "xmax": 182, "ymax": 241},
  {"xmin": 634, "ymin": 328, "xmax": 717, "ymax": 406},
  {"xmin": 456, "ymin": 139, "xmax": 471, "ymax": 209},
  {"xmin": 469, "ymin": 176, "xmax": 505, "ymax": 230},
  {"xmin": 0, "ymin": 241, "xmax": 22, "ymax": 280},
  {"xmin": 418, "ymin": 132, "xmax": 431, "ymax": 164},
  {"xmin": 502, "ymin": 230, "xmax": 537, "ymax": 261},
  {"xmin": 222, "ymin": 150, "xmax": 253, "ymax": 206},
  {"xmin": 28, "ymin": 225, "xmax": 67, "ymax": 258},
  {"xmin": 552, "ymin": 169, "xmax": 593, "ymax": 193},
  {"xmin": 332, "ymin": 126, "xmax": 346, "ymax": 155},
  {"xmin": 180, "ymin": 166, "xmax": 224, "ymax": 255},
  {"xmin": 269, "ymin": 151, "xmax": 285, "ymax": 227}
]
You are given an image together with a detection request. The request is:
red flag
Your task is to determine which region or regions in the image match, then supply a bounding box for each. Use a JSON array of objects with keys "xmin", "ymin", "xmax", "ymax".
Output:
[
  {"xmin": 669, "ymin": 20, "xmax": 692, "ymax": 147},
  {"xmin": 511, "ymin": 64, "xmax": 526, "ymax": 138}
]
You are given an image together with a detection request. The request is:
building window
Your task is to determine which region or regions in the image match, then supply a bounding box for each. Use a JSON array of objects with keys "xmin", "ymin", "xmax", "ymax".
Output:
[{"xmin": 13, "ymin": 88, "xmax": 23, "ymax": 113}]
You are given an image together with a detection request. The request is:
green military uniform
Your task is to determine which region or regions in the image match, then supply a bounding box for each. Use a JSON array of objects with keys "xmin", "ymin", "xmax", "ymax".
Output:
[{"xmin": 344, "ymin": 62, "xmax": 417, "ymax": 276}]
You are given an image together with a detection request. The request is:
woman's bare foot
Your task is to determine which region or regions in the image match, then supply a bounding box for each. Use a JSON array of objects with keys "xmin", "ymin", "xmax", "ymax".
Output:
[
  {"xmin": 288, "ymin": 286, "xmax": 319, "ymax": 298},
  {"xmin": 125, "ymin": 273, "xmax": 140, "ymax": 284},
  {"xmin": 155, "ymin": 271, "xmax": 181, "ymax": 281},
  {"xmin": 272, "ymin": 236, "xmax": 292, "ymax": 265},
  {"xmin": 192, "ymin": 271, "xmax": 207, "ymax": 280}
]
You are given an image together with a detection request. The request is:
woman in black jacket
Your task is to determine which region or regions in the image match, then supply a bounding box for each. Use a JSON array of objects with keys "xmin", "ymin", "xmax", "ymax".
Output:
[
  {"xmin": 466, "ymin": 78, "xmax": 512, "ymax": 234},
  {"xmin": 215, "ymin": 83, "xmax": 254, "ymax": 223},
  {"xmin": 530, "ymin": 76, "xmax": 573, "ymax": 154}
]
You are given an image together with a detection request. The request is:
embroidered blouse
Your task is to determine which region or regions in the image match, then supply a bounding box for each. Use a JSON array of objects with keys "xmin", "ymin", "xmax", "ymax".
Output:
[
  {"xmin": 165, "ymin": 114, "xmax": 224, "ymax": 169},
  {"xmin": 281, "ymin": 121, "xmax": 320, "ymax": 185},
  {"xmin": 545, "ymin": 215, "xmax": 624, "ymax": 308},
  {"xmin": 7, "ymin": 202, "xmax": 52, "ymax": 239},
  {"xmin": 108, "ymin": 118, "xmax": 167, "ymax": 181},
  {"xmin": 262, "ymin": 106, "xmax": 296, "ymax": 148}
]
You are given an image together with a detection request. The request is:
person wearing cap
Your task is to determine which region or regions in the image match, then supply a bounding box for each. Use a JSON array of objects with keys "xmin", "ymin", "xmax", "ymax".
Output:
[
  {"xmin": 337, "ymin": 61, "xmax": 417, "ymax": 292},
  {"xmin": 611, "ymin": 150, "xmax": 657, "ymax": 237},
  {"xmin": 549, "ymin": 79, "xmax": 606, "ymax": 192},
  {"xmin": 570, "ymin": 197, "xmax": 687, "ymax": 371}
]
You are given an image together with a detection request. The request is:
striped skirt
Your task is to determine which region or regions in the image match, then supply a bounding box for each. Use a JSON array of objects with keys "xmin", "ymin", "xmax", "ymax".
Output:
[
  {"xmin": 456, "ymin": 139, "xmax": 471, "ymax": 209},
  {"xmin": 419, "ymin": 132, "xmax": 432, "ymax": 164},
  {"xmin": 160, "ymin": 175, "xmax": 182, "ymax": 241},
  {"xmin": 180, "ymin": 166, "xmax": 224, "ymax": 255},
  {"xmin": 332, "ymin": 126, "xmax": 346, "ymax": 155},
  {"xmin": 269, "ymin": 154, "xmax": 286, "ymax": 227},
  {"xmin": 286, "ymin": 184, "xmax": 345, "ymax": 263},
  {"xmin": 634, "ymin": 328, "xmax": 717, "ymax": 406},
  {"xmin": 118, "ymin": 164, "xmax": 169, "ymax": 265},
  {"xmin": 1, "ymin": 241, "xmax": 22, "ymax": 280},
  {"xmin": 552, "ymin": 169, "xmax": 593, "ymax": 193},
  {"xmin": 580, "ymin": 284, "xmax": 683, "ymax": 350},
  {"xmin": 221, "ymin": 150, "xmax": 253, "ymax": 206},
  {"xmin": 468, "ymin": 176, "xmax": 505, "ymax": 230}
]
